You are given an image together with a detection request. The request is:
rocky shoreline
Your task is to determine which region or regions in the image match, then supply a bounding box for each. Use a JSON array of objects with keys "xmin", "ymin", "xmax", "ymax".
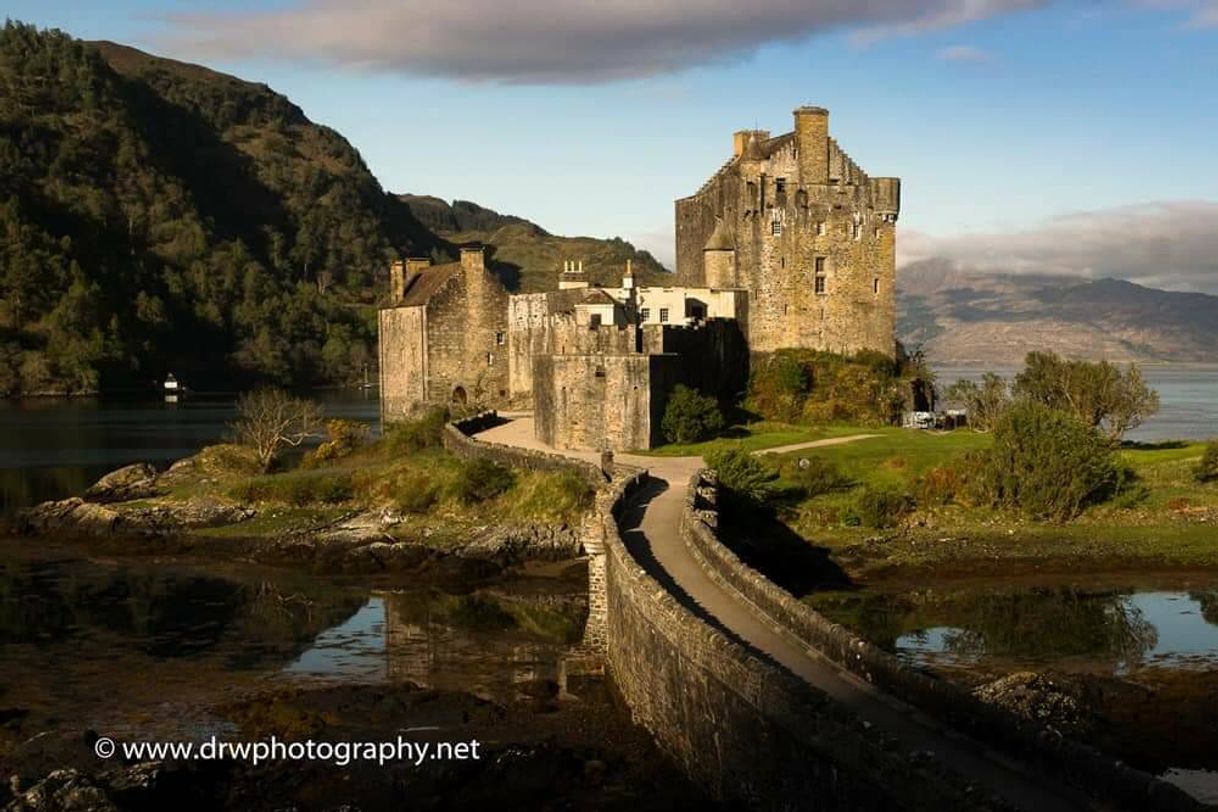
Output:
[{"xmin": 11, "ymin": 459, "xmax": 587, "ymax": 579}]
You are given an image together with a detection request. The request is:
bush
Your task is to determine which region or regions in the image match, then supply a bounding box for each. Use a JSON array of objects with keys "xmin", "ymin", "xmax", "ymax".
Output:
[
  {"xmin": 915, "ymin": 464, "xmax": 968, "ymax": 507},
  {"xmin": 303, "ymin": 419, "xmax": 371, "ymax": 467},
  {"xmin": 383, "ymin": 407, "xmax": 448, "ymax": 456},
  {"xmin": 706, "ymin": 448, "xmax": 778, "ymax": 505},
  {"xmin": 785, "ymin": 455, "xmax": 849, "ymax": 498},
  {"xmin": 229, "ymin": 470, "xmax": 354, "ymax": 506},
  {"xmin": 193, "ymin": 443, "xmax": 262, "ymax": 476},
  {"xmin": 971, "ymin": 402, "xmax": 1119, "ymax": 521},
  {"xmin": 747, "ymin": 349, "xmax": 908, "ymax": 426},
  {"xmin": 661, "ymin": 385, "xmax": 724, "ymax": 445},
  {"xmin": 451, "ymin": 458, "xmax": 515, "ymax": 505},
  {"xmin": 508, "ymin": 470, "xmax": 595, "ymax": 522},
  {"xmin": 1196, "ymin": 441, "xmax": 1218, "ymax": 484},
  {"xmin": 851, "ymin": 486, "xmax": 913, "ymax": 529},
  {"xmin": 391, "ymin": 470, "xmax": 442, "ymax": 514}
]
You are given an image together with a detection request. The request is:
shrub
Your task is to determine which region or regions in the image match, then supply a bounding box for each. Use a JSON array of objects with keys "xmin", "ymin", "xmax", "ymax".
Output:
[
  {"xmin": 786, "ymin": 455, "xmax": 849, "ymax": 498},
  {"xmin": 971, "ymin": 402, "xmax": 1119, "ymax": 521},
  {"xmin": 193, "ymin": 443, "xmax": 262, "ymax": 476},
  {"xmin": 915, "ymin": 464, "xmax": 967, "ymax": 507},
  {"xmin": 383, "ymin": 407, "xmax": 448, "ymax": 456},
  {"xmin": 303, "ymin": 419, "xmax": 371, "ymax": 467},
  {"xmin": 508, "ymin": 470, "xmax": 595, "ymax": 522},
  {"xmin": 706, "ymin": 448, "xmax": 778, "ymax": 505},
  {"xmin": 943, "ymin": 374, "xmax": 1011, "ymax": 432},
  {"xmin": 451, "ymin": 458, "xmax": 515, "ymax": 505},
  {"xmin": 391, "ymin": 471, "xmax": 441, "ymax": 514},
  {"xmin": 661, "ymin": 385, "xmax": 725, "ymax": 445},
  {"xmin": 852, "ymin": 486, "xmax": 913, "ymax": 529},
  {"xmin": 1195, "ymin": 441, "xmax": 1218, "ymax": 484}
]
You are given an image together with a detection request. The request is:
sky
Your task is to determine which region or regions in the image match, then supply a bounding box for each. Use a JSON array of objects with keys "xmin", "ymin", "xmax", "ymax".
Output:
[{"xmin": 7, "ymin": 0, "xmax": 1218, "ymax": 293}]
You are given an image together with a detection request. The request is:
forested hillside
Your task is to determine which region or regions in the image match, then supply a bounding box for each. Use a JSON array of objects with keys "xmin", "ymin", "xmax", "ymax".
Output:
[{"xmin": 0, "ymin": 23, "xmax": 447, "ymax": 395}]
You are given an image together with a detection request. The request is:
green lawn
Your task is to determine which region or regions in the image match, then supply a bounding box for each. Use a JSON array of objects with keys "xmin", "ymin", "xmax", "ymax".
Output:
[{"xmin": 670, "ymin": 422, "xmax": 1218, "ymax": 578}]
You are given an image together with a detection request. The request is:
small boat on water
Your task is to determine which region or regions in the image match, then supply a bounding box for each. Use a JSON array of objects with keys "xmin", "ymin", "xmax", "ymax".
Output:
[{"xmin": 163, "ymin": 373, "xmax": 181, "ymax": 392}]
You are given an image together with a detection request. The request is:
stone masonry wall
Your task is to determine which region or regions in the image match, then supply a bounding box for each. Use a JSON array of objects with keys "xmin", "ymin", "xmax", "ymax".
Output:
[
  {"xmin": 675, "ymin": 108, "xmax": 898, "ymax": 357},
  {"xmin": 422, "ymin": 254, "xmax": 511, "ymax": 407},
  {"xmin": 378, "ymin": 306, "xmax": 427, "ymax": 422},
  {"xmin": 601, "ymin": 473, "xmax": 986, "ymax": 810},
  {"xmin": 680, "ymin": 470, "xmax": 1202, "ymax": 812},
  {"xmin": 444, "ymin": 415, "xmax": 989, "ymax": 809}
]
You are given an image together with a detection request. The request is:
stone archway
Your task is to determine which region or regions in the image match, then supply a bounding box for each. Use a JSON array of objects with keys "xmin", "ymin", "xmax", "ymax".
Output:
[{"xmin": 451, "ymin": 386, "xmax": 468, "ymax": 406}]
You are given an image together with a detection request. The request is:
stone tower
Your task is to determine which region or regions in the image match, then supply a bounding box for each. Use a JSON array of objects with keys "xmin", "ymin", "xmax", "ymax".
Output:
[{"xmin": 674, "ymin": 106, "xmax": 901, "ymax": 356}]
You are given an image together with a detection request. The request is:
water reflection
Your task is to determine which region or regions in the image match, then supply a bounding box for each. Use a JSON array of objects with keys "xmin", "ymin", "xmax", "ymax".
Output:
[
  {"xmin": 812, "ymin": 585, "xmax": 1218, "ymax": 674},
  {"xmin": 0, "ymin": 541, "xmax": 587, "ymax": 740}
]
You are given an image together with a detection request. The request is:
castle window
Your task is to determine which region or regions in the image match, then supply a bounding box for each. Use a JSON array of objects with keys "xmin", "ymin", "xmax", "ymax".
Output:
[
  {"xmin": 486, "ymin": 353, "xmax": 494, "ymax": 366},
  {"xmin": 770, "ymin": 218, "xmax": 783, "ymax": 236},
  {"xmin": 874, "ymin": 227, "xmax": 881, "ymax": 239},
  {"xmin": 495, "ymin": 331, "xmax": 505, "ymax": 345},
  {"xmin": 814, "ymin": 256, "xmax": 826, "ymax": 275},
  {"xmin": 852, "ymin": 222, "xmax": 862, "ymax": 241},
  {"xmin": 639, "ymin": 307, "xmax": 650, "ymax": 322},
  {"xmin": 816, "ymin": 221, "xmax": 826, "ymax": 236},
  {"xmin": 873, "ymin": 277, "xmax": 880, "ymax": 294},
  {"xmin": 815, "ymin": 275, "xmax": 827, "ymax": 295},
  {"xmin": 775, "ymin": 177, "xmax": 787, "ymax": 195},
  {"xmin": 659, "ymin": 307, "xmax": 670, "ymax": 324},
  {"xmin": 814, "ymin": 257, "xmax": 827, "ymax": 295},
  {"xmin": 594, "ymin": 366, "xmax": 606, "ymax": 378}
]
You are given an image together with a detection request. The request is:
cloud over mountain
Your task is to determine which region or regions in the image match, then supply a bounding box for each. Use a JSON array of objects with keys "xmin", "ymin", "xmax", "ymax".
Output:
[
  {"xmin": 900, "ymin": 201, "xmax": 1218, "ymax": 295},
  {"xmin": 159, "ymin": 0, "xmax": 1042, "ymax": 84}
]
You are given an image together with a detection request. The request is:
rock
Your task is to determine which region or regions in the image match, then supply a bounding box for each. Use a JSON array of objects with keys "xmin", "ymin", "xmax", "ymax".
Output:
[
  {"xmin": 5, "ymin": 768, "xmax": 117, "ymax": 811},
  {"xmin": 455, "ymin": 524, "xmax": 581, "ymax": 567},
  {"xmin": 82, "ymin": 463, "xmax": 161, "ymax": 504},
  {"xmin": 19, "ymin": 497, "xmax": 254, "ymax": 538},
  {"xmin": 972, "ymin": 671, "xmax": 1093, "ymax": 735}
]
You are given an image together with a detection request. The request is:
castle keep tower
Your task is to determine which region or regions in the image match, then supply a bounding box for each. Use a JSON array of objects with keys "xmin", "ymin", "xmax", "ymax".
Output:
[{"xmin": 674, "ymin": 106, "xmax": 901, "ymax": 356}]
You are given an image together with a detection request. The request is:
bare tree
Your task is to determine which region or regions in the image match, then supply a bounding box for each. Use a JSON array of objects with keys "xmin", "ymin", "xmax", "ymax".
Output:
[{"xmin": 231, "ymin": 388, "xmax": 322, "ymax": 471}]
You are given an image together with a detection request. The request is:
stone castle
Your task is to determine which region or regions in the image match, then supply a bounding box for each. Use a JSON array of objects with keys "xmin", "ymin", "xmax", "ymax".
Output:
[{"xmin": 379, "ymin": 106, "xmax": 900, "ymax": 450}]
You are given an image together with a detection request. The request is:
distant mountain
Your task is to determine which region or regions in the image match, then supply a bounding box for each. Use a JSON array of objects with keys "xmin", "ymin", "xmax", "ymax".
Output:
[
  {"xmin": 397, "ymin": 195, "xmax": 670, "ymax": 293},
  {"xmin": 898, "ymin": 259, "xmax": 1218, "ymax": 364}
]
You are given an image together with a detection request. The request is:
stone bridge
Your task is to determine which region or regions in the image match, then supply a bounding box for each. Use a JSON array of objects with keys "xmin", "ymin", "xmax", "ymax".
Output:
[{"xmin": 444, "ymin": 413, "xmax": 1203, "ymax": 811}]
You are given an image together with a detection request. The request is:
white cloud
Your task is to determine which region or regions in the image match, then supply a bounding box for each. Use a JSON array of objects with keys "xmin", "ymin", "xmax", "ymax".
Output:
[
  {"xmin": 158, "ymin": 0, "xmax": 1042, "ymax": 84},
  {"xmin": 1133, "ymin": 0, "xmax": 1218, "ymax": 27},
  {"xmin": 936, "ymin": 44, "xmax": 991, "ymax": 61},
  {"xmin": 899, "ymin": 201, "xmax": 1218, "ymax": 294}
]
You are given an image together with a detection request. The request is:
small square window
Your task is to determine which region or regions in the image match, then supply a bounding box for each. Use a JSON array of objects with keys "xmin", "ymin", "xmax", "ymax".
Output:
[
  {"xmin": 814, "ymin": 275, "xmax": 826, "ymax": 295},
  {"xmin": 639, "ymin": 307, "xmax": 650, "ymax": 322},
  {"xmin": 814, "ymin": 256, "xmax": 826, "ymax": 275},
  {"xmin": 771, "ymin": 218, "xmax": 782, "ymax": 236},
  {"xmin": 775, "ymin": 178, "xmax": 787, "ymax": 194},
  {"xmin": 816, "ymin": 221, "xmax": 826, "ymax": 236},
  {"xmin": 495, "ymin": 331, "xmax": 505, "ymax": 345},
  {"xmin": 659, "ymin": 307, "xmax": 669, "ymax": 323}
]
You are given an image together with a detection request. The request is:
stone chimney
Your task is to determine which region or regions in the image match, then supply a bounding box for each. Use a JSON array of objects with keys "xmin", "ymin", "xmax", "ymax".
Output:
[
  {"xmin": 559, "ymin": 259, "xmax": 588, "ymax": 290},
  {"xmin": 793, "ymin": 106, "xmax": 829, "ymax": 184},
  {"xmin": 460, "ymin": 245, "xmax": 485, "ymax": 275},
  {"xmin": 389, "ymin": 260, "xmax": 406, "ymax": 302}
]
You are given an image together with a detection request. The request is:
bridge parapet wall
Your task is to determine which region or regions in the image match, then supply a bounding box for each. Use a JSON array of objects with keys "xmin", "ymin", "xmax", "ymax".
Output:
[
  {"xmin": 601, "ymin": 471, "xmax": 982, "ymax": 809},
  {"xmin": 681, "ymin": 469, "xmax": 1202, "ymax": 812}
]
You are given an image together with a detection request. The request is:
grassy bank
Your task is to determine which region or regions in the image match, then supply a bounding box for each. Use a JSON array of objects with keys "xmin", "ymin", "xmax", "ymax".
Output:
[
  {"xmin": 652, "ymin": 423, "xmax": 1218, "ymax": 580},
  {"xmin": 130, "ymin": 414, "xmax": 596, "ymax": 543}
]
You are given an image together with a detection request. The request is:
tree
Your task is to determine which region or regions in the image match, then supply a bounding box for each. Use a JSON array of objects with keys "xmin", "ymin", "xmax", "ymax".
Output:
[
  {"xmin": 661, "ymin": 385, "xmax": 725, "ymax": 445},
  {"xmin": 944, "ymin": 373, "xmax": 1010, "ymax": 432},
  {"xmin": 1013, "ymin": 351, "xmax": 1159, "ymax": 442},
  {"xmin": 231, "ymin": 388, "xmax": 322, "ymax": 471},
  {"xmin": 1196, "ymin": 441, "xmax": 1218, "ymax": 484}
]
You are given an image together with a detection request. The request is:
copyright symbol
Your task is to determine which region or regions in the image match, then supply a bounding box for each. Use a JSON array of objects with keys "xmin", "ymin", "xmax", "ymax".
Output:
[{"xmin": 94, "ymin": 736, "xmax": 116, "ymax": 759}]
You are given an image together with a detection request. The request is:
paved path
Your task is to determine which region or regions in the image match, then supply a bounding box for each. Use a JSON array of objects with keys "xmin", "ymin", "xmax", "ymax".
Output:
[{"xmin": 474, "ymin": 417, "xmax": 1088, "ymax": 810}]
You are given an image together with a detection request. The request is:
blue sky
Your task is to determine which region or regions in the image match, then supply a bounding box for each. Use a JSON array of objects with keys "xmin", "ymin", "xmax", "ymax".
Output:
[{"xmin": 8, "ymin": 1, "xmax": 1218, "ymax": 291}]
